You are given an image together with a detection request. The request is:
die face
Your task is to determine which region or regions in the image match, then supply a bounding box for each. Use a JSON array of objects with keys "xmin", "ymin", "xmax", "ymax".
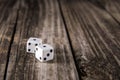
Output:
[
  {"xmin": 35, "ymin": 46, "xmax": 43, "ymax": 61},
  {"xmin": 29, "ymin": 37, "xmax": 42, "ymax": 45},
  {"xmin": 27, "ymin": 44, "xmax": 35, "ymax": 53},
  {"xmin": 41, "ymin": 44, "xmax": 53, "ymax": 50},
  {"xmin": 41, "ymin": 44, "xmax": 54, "ymax": 61},
  {"xmin": 35, "ymin": 44, "xmax": 54, "ymax": 62},
  {"xmin": 27, "ymin": 37, "xmax": 42, "ymax": 53},
  {"xmin": 42, "ymin": 49, "xmax": 54, "ymax": 61}
]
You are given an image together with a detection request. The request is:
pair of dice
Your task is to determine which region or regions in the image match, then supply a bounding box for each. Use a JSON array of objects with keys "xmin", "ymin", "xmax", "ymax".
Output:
[{"xmin": 27, "ymin": 37, "xmax": 54, "ymax": 62}]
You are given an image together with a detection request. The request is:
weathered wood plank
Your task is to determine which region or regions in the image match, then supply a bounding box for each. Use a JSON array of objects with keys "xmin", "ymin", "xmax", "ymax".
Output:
[
  {"xmin": 59, "ymin": 0, "xmax": 120, "ymax": 80},
  {"xmin": 88, "ymin": 0, "xmax": 120, "ymax": 52},
  {"xmin": 0, "ymin": 0, "xmax": 19, "ymax": 80},
  {"xmin": 88, "ymin": 0, "xmax": 120, "ymax": 48},
  {"xmin": 88, "ymin": 0, "xmax": 120, "ymax": 24},
  {"xmin": 103, "ymin": 0, "xmax": 120, "ymax": 23},
  {"xmin": 6, "ymin": 0, "xmax": 79, "ymax": 80}
]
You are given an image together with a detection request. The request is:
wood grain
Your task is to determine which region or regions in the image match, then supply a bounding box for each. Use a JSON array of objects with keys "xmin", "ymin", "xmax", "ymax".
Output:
[
  {"xmin": 88, "ymin": 0, "xmax": 120, "ymax": 23},
  {"xmin": 59, "ymin": 0, "xmax": 120, "ymax": 80},
  {"xmin": 6, "ymin": 0, "xmax": 79, "ymax": 80},
  {"xmin": 1, "ymin": 0, "xmax": 120, "ymax": 80},
  {"xmin": 102, "ymin": 0, "xmax": 120, "ymax": 23},
  {"xmin": 0, "ymin": 0, "xmax": 19, "ymax": 80}
]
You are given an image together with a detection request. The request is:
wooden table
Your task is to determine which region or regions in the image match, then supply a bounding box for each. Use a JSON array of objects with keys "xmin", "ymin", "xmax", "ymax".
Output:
[{"xmin": 0, "ymin": 0, "xmax": 120, "ymax": 80}]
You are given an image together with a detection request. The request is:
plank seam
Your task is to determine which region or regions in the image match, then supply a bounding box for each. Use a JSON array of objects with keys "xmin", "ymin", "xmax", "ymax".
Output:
[
  {"xmin": 57, "ymin": 0, "xmax": 82, "ymax": 80},
  {"xmin": 3, "ymin": 2, "xmax": 20, "ymax": 80}
]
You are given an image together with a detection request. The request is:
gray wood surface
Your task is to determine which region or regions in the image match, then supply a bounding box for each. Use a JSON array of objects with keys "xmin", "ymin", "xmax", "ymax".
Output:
[
  {"xmin": 5, "ymin": 0, "xmax": 79, "ymax": 80},
  {"xmin": 59, "ymin": 0, "xmax": 120, "ymax": 80},
  {"xmin": 0, "ymin": 0, "xmax": 19, "ymax": 80},
  {"xmin": 0, "ymin": 0, "xmax": 120, "ymax": 80}
]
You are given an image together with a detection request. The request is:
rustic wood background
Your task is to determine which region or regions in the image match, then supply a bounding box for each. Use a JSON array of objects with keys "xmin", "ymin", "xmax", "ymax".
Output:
[{"xmin": 0, "ymin": 0, "xmax": 120, "ymax": 80}]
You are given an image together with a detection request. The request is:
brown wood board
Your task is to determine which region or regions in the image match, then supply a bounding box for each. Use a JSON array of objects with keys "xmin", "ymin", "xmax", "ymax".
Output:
[
  {"xmin": 5, "ymin": 0, "xmax": 79, "ymax": 80},
  {"xmin": 0, "ymin": 0, "xmax": 19, "ymax": 79},
  {"xmin": 59, "ymin": 0, "xmax": 120, "ymax": 80}
]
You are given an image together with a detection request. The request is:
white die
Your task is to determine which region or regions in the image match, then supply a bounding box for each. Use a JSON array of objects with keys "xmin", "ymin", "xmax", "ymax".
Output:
[
  {"xmin": 35, "ymin": 44, "xmax": 54, "ymax": 62},
  {"xmin": 27, "ymin": 37, "xmax": 42, "ymax": 53}
]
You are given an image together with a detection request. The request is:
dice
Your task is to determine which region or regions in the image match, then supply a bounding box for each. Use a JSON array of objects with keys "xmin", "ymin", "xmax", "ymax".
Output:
[
  {"xmin": 27, "ymin": 37, "xmax": 42, "ymax": 53},
  {"xmin": 26, "ymin": 37, "xmax": 54, "ymax": 62},
  {"xmin": 35, "ymin": 44, "xmax": 54, "ymax": 62}
]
